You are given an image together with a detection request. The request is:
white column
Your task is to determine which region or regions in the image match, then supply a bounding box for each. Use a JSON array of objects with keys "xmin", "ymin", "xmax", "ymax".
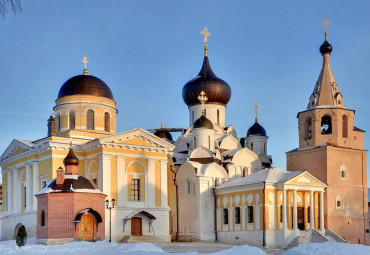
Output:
[
  {"xmin": 13, "ymin": 168, "xmax": 20, "ymax": 213},
  {"xmin": 293, "ymin": 189, "xmax": 298, "ymax": 231},
  {"xmin": 282, "ymin": 189, "xmax": 287, "ymax": 231},
  {"xmin": 320, "ymin": 191, "xmax": 324, "ymax": 231},
  {"xmin": 116, "ymin": 155, "xmax": 126, "ymax": 206},
  {"xmin": 310, "ymin": 190, "xmax": 314, "ymax": 230},
  {"xmin": 241, "ymin": 206, "xmax": 246, "ymax": 230},
  {"xmin": 99, "ymin": 154, "xmax": 112, "ymax": 199},
  {"xmin": 160, "ymin": 159, "xmax": 168, "ymax": 207},
  {"xmin": 229, "ymin": 208, "xmax": 234, "ymax": 231},
  {"xmin": 7, "ymin": 170, "xmax": 13, "ymax": 213},
  {"xmin": 25, "ymin": 163, "xmax": 32, "ymax": 212},
  {"xmin": 32, "ymin": 161, "xmax": 39, "ymax": 212},
  {"xmin": 147, "ymin": 159, "xmax": 156, "ymax": 207}
]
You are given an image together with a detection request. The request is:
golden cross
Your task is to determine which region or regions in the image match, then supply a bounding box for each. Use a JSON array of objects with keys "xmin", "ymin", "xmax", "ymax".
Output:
[
  {"xmin": 322, "ymin": 14, "xmax": 331, "ymax": 35},
  {"xmin": 201, "ymin": 27, "xmax": 211, "ymax": 45},
  {"xmin": 253, "ymin": 101, "xmax": 260, "ymax": 121},
  {"xmin": 82, "ymin": 56, "xmax": 89, "ymax": 69},
  {"xmin": 198, "ymin": 91, "xmax": 208, "ymax": 116}
]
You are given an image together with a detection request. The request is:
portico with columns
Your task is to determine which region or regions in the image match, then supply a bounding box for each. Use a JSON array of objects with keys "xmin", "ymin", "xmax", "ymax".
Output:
[{"xmin": 215, "ymin": 167, "xmax": 326, "ymax": 248}]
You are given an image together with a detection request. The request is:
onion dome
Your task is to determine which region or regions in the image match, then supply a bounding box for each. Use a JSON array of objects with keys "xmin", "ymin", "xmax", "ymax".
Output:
[
  {"xmin": 182, "ymin": 56, "xmax": 231, "ymax": 106},
  {"xmin": 63, "ymin": 146, "xmax": 80, "ymax": 166},
  {"xmin": 58, "ymin": 74, "xmax": 114, "ymax": 100},
  {"xmin": 193, "ymin": 115, "xmax": 214, "ymax": 129},
  {"xmin": 247, "ymin": 121, "xmax": 266, "ymax": 137},
  {"xmin": 320, "ymin": 37, "xmax": 332, "ymax": 55}
]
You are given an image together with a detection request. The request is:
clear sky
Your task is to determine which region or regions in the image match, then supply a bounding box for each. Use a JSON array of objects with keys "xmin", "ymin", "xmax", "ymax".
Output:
[{"xmin": 0, "ymin": 0, "xmax": 369, "ymax": 184}]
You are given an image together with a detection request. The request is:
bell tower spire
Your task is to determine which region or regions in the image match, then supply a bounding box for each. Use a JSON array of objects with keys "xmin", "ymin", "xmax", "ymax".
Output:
[{"xmin": 307, "ymin": 15, "xmax": 345, "ymax": 110}]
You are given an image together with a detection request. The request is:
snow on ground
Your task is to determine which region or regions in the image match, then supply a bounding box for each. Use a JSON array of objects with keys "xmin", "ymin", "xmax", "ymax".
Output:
[
  {"xmin": 282, "ymin": 242, "xmax": 370, "ymax": 255},
  {"xmin": 0, "ymin": 238, "xmax": 267, "ymax": 255}
]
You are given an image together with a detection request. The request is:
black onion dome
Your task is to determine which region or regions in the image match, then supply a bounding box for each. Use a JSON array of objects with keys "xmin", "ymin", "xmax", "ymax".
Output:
[
  {"xmin": 58, "ymin": 74, "xmax": 114, "ymax": 100},
  {"xmin": 50, "ymin": 176, "xmax": 98, "ymax": 192},
  {"xmin": 154, "ymin": 129, "xmax": 173, "ymax": 141},
  {"xmin": 247, "ymin": 121, "xmax": 267, "ymax": 137},
  {"xmin": 320, "ymin": 40, "xmax": 333, "ymax": 55},
  {"xmin": 182, "ymin": 56, "xmax": 231, "ymax": 106},
  {"xmin": 193, "ymin": 115, "xmax": 214, "ymax": 129},
  {"xmin": 63, "ymin": 148, "xmax": 80, "ymax": 166}
]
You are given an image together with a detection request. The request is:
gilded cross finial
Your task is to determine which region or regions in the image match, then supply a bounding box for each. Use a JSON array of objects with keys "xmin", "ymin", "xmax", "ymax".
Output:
[
  {"xmin": 322, "ymin": 14, "xmax": 331, "ymax": 41},
  {"xmin": 82, "ymin": 56, "xmax": 89, "ymax": 75},
  {"xmin": 161, "ymin": 122, "xmax": 164, "ymax": 129},
  {"xmin": 198, "ymin": 91, "xmax": 208, "ymax": 116},
  {"xmin": 200, "ymin": 27, "xmax": 211, "ymax": 56},
  {"xmin": 253, "ymin": 101, "xmax": 260, "ymax": 122}
]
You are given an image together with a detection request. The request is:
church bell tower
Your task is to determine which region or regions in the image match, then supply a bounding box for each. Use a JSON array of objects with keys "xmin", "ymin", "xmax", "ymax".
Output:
[{"xmin": 287, "ymin": 16, "xmax": 368, "ymax": 245}]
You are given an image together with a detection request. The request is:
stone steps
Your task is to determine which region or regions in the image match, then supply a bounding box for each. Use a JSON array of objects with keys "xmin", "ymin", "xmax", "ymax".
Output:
[{"xmin": 118, "ymin": 235, "xmax": 162, "ymax": 243}]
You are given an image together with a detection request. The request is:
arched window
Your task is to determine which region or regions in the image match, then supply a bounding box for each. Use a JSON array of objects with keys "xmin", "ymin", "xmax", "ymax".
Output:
[
  {"xmin": 321, "ymin": 115, "xmax": 332, "ymax": 135},
  {"xmin": 57, "ymin": 115, "xmax": 61, "ymax": 131},
  {"xmin": 340, "ymin": 164, "xmax": 348, "ymax": 180},
  {"xmin": 208, "ymin": 136, "xmax": 211, "ymax": 149},
  {"xmin": 69, "ymin": 111, "xmax": 75, "ymax": 130},
  {"xmin": 191, "ymin": 111, "xmax": 194, "ymax": 124},
  {"xmin": 86, "ymin": 110, "xmax": 94, "ymax": 130},
  {"xmin": 187, "ymin": 179, "xmax": 191, "ymax": 194},
  {"xmin": 251, "ymin": 143, "xmax": 254, "ymax": 151},
  {"xmin": 41, "ymin": 210, "xmax": 45, "ymax": 226},
  {"xmin": 104, "ymin": 112, "xmax": 110, "ymax": 132},
  {"xmin": 242, "ymin": 168, "xmax": 246, "ymax": 177},
  {"xmin": 305, "ymin": 117, "xmax": 312, "ymax": 139},
  {"xmin": 335, "ymin": 195, "xmax": 344, "ymax": 210},
  {"xmin": 342, "ymin": 115, "xmax": 348, "ymax": 138},
  {"xmin": 194, "ymin": 137, "xmax": 197, "ymax": 149},
  {"xmin": 217, "ymin": 109, "xmax": 220, "ymax": 125},
  {"xmin": 215, "ymin": 178, "xmax": 219, "ymax": 187}
]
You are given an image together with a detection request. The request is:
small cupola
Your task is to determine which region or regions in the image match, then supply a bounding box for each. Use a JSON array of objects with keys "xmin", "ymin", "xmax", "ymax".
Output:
[{"xmin": 63, "ymin": 142, "xmax": 79, "ymax": 175}]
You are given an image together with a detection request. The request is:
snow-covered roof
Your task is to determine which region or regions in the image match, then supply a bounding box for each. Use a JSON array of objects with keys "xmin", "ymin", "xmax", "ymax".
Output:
[{"xmin": 217, "ymin": 167, "xmax": 303, "ymax": 189}]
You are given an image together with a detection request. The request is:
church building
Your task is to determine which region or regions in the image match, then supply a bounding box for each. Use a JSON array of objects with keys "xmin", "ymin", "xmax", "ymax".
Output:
[{"xmin": 0, "ymin": 60, "xmax": 175, "ymax": 242}]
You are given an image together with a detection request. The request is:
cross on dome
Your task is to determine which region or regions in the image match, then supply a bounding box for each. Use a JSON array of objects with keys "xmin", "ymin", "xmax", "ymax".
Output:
[
  {"xmin": 200, "ymin": 27, "xmax": 211, "ymax": 56},
  {"xmin": 253, "ymin": 101, "xmax": 260, "ymax": 122},
  {"xmin": 82, "ymin": 56, "xmax": 89, "ymax": 75},
  {"xmin": 322, "ymin": 14, "xmax": 331, "ymax": 41},
  {"xmin": 198, "ymin": 91, "xmax": 208, "ymax": 116}
]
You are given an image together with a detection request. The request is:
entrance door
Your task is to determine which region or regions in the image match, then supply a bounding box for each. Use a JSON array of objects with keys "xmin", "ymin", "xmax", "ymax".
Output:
[
  {"xmin": 131, "ymin": 217, "xmax": 142, "ymax": 236},
  {"xmin": 79, "ymin": 213, "xmax": 94, "ymax": 241},
  {"xmin": 297, "ymin": 207, "xmax": 305, "ymax": 230}
]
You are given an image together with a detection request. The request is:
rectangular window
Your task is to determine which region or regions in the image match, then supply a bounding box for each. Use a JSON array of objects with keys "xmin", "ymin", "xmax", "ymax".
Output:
[
  {"xmin": 131, "ymin": 179, "xmax": 140, "ymax": 201},
  {"xmin": 41, "ymin": 179, "xmax": 47, "ymax": 189},
  {"xmin": 92, "ymin": 178, "xmax": 97, "ymax": 185},
  {"xmin": 23, "ymin": 186, "xmax": 27, "ymax": 208},
  {"xmin": 223, "ymin": 208, "xmax": 229, "ymax": 224},
  {"xmin": 235, "ymin": 207, "xmax": 241, "ymax": 224},
  {"xmin": 5, "ymin": 190, "xmax": 8, "ymax": 211},
  {"xmin": 280, "ymin": 205, "xmax": 283, "ymax": 222},
  {"xmin": 247, "ymin": 206, "xmax": 254, "ymax": 223}
]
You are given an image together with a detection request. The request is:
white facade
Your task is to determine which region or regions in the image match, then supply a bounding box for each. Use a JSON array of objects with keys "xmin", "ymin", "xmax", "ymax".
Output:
[{"xmin": 189, "ymin": 103, "xmax": 226, "ymax": 128}]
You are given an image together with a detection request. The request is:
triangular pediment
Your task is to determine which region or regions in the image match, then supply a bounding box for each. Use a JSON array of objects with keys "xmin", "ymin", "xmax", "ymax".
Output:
[
  {"xmin": 96, "ymin": 128, "xmax": 175, "ymax": 151},
  {"xmin": 286, "ymin": 171, "xmax": 326, "ymax": 187},
  {"xmin": 0, "ymin": 139, "xmax": 34, "ymax": 163}
]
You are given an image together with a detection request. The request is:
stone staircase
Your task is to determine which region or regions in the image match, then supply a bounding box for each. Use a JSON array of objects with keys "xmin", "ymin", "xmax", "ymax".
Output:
[
  {"xmin": 285, "ymin": 229, "xmax": 347, "ymax": 250},
  {"xmin": 118, "ymin": 235, "xmax": 163, "ymax": 243}
]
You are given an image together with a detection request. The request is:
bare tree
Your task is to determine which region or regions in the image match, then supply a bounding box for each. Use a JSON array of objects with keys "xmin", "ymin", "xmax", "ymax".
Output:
[{"xmin": 0, "ymin": 0, "xmax": 22, "ymax": 20}]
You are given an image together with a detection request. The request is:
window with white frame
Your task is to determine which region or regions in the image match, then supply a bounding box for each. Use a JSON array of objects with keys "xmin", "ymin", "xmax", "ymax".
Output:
[
  {"xmin": 23, "ymin": 186, "xmax": 27, "ymax": 208},
  {"xmin": 235, "ymin": 207, "xmax": 241, "ymax": 224},
  {"xmin": 131, "ymin": 179, "xmax": 140, "ymax": 201},
  {"xmin": 340, "ymin": 164, "xmax": 348, "ymax": 180},
  {"xmin": 223, "ymin": 208, "xmax": 228, "ymax": 224},
  {"xmin": 336, "ymin": 195, "xmax": 344, "ymax": 210},
  {"xmin": 247, "ymin": 206, "xmax": 254, "ymax": 223}
]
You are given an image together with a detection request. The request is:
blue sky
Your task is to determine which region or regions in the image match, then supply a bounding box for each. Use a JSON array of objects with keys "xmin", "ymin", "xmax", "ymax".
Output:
[{"xmin": 0, "ymin": 0, "xmax": 369, "ymax": 184}]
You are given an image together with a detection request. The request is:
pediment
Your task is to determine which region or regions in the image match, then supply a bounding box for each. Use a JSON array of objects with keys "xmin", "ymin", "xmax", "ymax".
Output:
[
  {"xmin": 97, "ymin": 128, "xmax": 175, "ymax": 151},
  {"xmin": 0, "ymin": 139, "xmax": 34, "ymax": 163},
  {"xmin": 286, "ymin": 171, "xmax": 326, "ymax": 187}
]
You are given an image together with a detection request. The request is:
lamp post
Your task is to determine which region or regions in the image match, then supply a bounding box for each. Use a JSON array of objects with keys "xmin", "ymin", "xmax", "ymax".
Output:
[{"xmin": 105, "ymin": 198, "xmax": 115, "ymax": 242}]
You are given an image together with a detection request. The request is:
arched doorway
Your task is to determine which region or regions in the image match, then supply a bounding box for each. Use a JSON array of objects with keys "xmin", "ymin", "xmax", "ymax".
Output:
[{"xmin": 78, "ymin": 213, "xmax": 94, "ymax": 241}]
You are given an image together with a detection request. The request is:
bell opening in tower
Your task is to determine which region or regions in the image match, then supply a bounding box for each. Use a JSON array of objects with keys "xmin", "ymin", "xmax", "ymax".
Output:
[{"xmin": 321, "ymin": 115, "xmax": 332, "ymax": 135}]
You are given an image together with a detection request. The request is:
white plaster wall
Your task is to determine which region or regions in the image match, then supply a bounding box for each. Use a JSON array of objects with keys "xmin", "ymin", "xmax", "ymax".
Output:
[
  {"xmin": 246, "ymin": 136, "xmax": 268, "ymax": 156},
  {"xmin": 109, "ymin": 208, "xmax": 170, "ymax": 242},
  {"xmin": 198, "ymin": 177, "xmax": 216, "ymax": 241},
  {"xmin": 0, "ymin": 212, "xmax": 37, "ymax": 240},
  {"xmin": 189, "ymin": 104, "xmax": 226, "ymax": 127},
  {"xmin": 217, "ymin": 230, "xmax": 263, "ymax": 246},
  {"xmin": 191, "ymin": 129, "xmax": 215, "ymax": 150}
]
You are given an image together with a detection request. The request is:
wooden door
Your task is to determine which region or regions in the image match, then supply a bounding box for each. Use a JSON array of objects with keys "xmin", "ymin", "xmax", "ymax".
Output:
[
  {"xmin": 79, "ymin": 213, "xmax": 94, "ymax": 241},
  {"xmin": 131, "ymin": 217, "xmax": 142, "ymax": 236},
  {"xmin": 297, "ymin": 207, "xmax": 304, "ymax": 230}
]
